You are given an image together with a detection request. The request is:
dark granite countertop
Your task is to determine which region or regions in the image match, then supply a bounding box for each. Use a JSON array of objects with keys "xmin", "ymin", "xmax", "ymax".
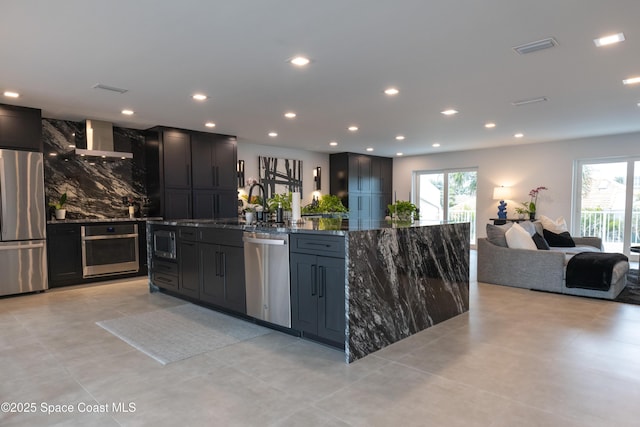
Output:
[
  {"xmin": 47, "ymin": 217, "xmax": 163, "ymax": 225},
  {"xmin": 147, "ymin": 217, "xmax": 447, "ymax": 235}
]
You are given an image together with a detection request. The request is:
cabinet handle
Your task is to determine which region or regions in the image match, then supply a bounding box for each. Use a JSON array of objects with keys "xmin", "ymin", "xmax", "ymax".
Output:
[
  {"xmin": 319, "ymin": 266, "xmax": 325, "ymax": 298},
  {"xmin": 221, "ymin": 252, "xmax": 226, "ymax": 277},
  {"xmin": 216, "ymin": 166, "xmax": 219, "ymax": 187},
  {"xmin": 155, "ymin": 276, "xmax": 173, "ymax": 284},
  {"xmin": 212, "ymin": 166, "xmax": 216, "ymax": 186},
  {"xmin": 215, "ymin": 251, "xmax": 220, "ymax": 276},
  {"xmin": 187, "ymin": 165, "xmax": 191, "ymax": 186},
  {"xmin": 311, "ymin": 265, "xmax": 317, "ymax": 296}
]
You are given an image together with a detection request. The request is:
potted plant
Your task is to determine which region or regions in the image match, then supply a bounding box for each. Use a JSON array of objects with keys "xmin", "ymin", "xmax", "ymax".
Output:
[
  {"xmin": 49, "ymin": 192, "xmax": 68, "ymax": 220},
  {"xmin": 519, "ymin": 186, "xmax": 547, "ymax": 220},
  {"xmin": 301, "ymin": 194, "xmax": 348, "ymax": 216},
  {"xmin": 388, "ymin": 200, "xmax": 418, "ymax": 222}
]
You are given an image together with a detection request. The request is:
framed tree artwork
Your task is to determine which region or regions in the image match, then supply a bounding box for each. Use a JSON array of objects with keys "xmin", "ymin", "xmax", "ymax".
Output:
[{"xmin": 258, "ymin": 156, "xmax": 302, "ymax": 199}]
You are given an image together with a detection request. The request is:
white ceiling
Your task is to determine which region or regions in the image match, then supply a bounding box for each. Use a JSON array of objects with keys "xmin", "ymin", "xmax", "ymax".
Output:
[{"xmin": 2, "ymin": 0, "xmax": 640, "ymax": 157}]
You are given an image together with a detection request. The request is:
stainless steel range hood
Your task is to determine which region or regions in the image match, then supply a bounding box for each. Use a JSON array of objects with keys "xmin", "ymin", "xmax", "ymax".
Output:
[{"xmin": 75, "ymin": 119, "xmax": 133, "ymax": 159}]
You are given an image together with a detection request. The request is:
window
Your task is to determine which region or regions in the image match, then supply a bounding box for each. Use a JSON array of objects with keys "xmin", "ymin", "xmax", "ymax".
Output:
[
  {"xmin": 574, "ymin": 158, "xmax": 639, "ymax": 255},
  {"xmin": 414, "ymin": 168, "xmax": 477, "ymax": 244}
]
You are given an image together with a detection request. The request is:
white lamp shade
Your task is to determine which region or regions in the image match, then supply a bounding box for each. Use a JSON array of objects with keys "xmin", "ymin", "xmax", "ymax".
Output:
[{"xmin": 493, "ymin": 186, "xmax": 511, "ymax": 200}]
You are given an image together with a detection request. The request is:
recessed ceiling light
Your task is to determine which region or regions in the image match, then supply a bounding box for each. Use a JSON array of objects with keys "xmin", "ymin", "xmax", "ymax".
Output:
[
  {"xmin": 396, "ymin": 152, "xmax": 403, "ymax": 156},
  {"xmin": 623, "ymin": 77, "xmax": 640, "ymax": 85},
  {"xmin": 485, "ymin": 122, "xmax": 496, "ymax": 128},
  {"xmin": 284, "ymin": 112, "xmax": 296, "ymax": 119},
  {"xmin": 205, "ymin": 122, "xmax": 216, "ymax": 128},
  {"xmin": 268, "ymin": 132, "xmax": 278, "ymax": 137},
  {"xmin": 432, "ymin": 143, "xmax": 441, "ymax": 148},
  {"xmin": 121, "ymin": 109, "xmax": 134, "ymax": 115},
  {"xmin": 514, "ymin": 133, "xmax": 524, "ymax": 138},
  {"xmin": 290, "ymin": 56, "xmax": 310, "ymax": 66},
  {"xmin": 329, "ymin": 141, "xmax": 338, "ymax": 146},
  {"xmin": 594, "ymin": 33, "xmax": 625, "ymax": 47},
  {"xmin": 348, "ymin": 126, "xmax": 359, "ymax": 132},
  {"xmin": 395, "ymin": 135, "xmax": 405, "ymax": 140},
  {"xmin": 366, "ymin": 147, "xmax": 374, "ymax": 152},
  {"xmin": 192, "ymin": 93, "xmax": 208, "ymax": 101},
  {"xmin": 441, "ymin": 109, "xmax": 458, "ymax": 116},
  {"xmin": 637, "ymin": 102, "xmax": 640, "ymax": 107},
  {"xmin": 3, "ymin": 91, "xmax": 19, "ymax": 98},
  {"xmin": 384, "ymin": 88, "xmax": 399, "ymax": 96}
]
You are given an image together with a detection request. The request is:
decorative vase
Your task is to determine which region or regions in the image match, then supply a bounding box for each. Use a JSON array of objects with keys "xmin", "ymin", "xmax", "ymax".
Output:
[
  {"xmin": 55, "ymin": 209, "xmax": 66, "ymax": 220},
  {"xmin": 245, "ymin": 212, "xmax": 254, "ymax": 224},
  {"xmin": 529, "ymin": 212, "xmax": 536, "ymax": 221}
]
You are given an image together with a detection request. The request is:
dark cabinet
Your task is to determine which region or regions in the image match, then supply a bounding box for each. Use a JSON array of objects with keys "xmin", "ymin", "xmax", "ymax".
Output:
[
  {"xmin": 146, "ymin": 127, "xmax": 238, "ymax": 220},
  {"xmin": 199, "ymin": 228, "xmax": 245, "ymax": 313},
  {"xmin": 163, "ymin": 131, "xmax": 191, "ymax": 188},
  {"xmin": 47, "ymin": 223, "xmax": 82, "ymax": 287},
  {"xmin": 330, "ymin": 153, "xmax": 392, "ymax": 221},
  {"xmin": 290, "ymin": 234, "xmax": 345, "ymax": 345},
  {"xmin": 0, "ymin": 103, "xmax": 42, "ymax": 151},
  {"xmin": 177, "ymin": 227, "xmax": 200, "ymax": 299}
]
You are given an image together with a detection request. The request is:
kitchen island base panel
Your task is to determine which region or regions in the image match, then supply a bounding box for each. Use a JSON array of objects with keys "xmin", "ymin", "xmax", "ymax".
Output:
[{"xmin": 346, "ymin": 223, "xmax": 470, "ymax": 362}]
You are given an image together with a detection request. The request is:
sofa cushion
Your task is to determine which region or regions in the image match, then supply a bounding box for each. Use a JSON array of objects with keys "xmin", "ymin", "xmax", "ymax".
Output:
[
  {"xmin": 505, "ymin": 223, "xmax": 537, "ymax": 250},
  {"xmin": 486, "ymin": 223, "xmax": 512, "ymax": 247},
  {"xmin": 532, "ymin": 232, "xmax": 550, "ymax": 250},
  {"xmin": 538, "ymin": 215, "xmax": 568, "ymax": 233},
  {"xmin": 543, "ymin": 229, "xmax": 575, "ymax": 247},
  {"xmin": 519, "ymin": 221, "xmax": 536, "ymax": 236}
]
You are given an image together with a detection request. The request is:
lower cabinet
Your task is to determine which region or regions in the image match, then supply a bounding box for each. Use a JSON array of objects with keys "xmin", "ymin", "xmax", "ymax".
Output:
[
  {"xmin": 290, "ymin": 235, "xmax": 345, "ymax": 345},
  {"xmin": 177, "ymin": 239, "xmax": 200, "ymax": 299},
  {"xmin": 199, "ymin": 243, "xmax": 246, "ymax": 313},
  {"xmin": 47, "ymin": 223, "xmax": 82, "ymax": 287}
]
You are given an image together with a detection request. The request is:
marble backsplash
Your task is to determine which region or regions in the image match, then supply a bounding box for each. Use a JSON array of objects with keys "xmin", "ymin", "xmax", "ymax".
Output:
[{"xmin": 43, "ymin": 118, "xmax": 147, "ymax": 219}]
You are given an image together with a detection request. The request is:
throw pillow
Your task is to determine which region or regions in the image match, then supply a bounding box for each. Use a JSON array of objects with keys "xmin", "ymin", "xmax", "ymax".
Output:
[
  {"xmin": 543, "ymin": 229, "xmax": 576, "ymax": 247},
  {"xmin": 519, "ymin": 221, "xmax": 536, "ymax": 236},
  {"xmin": 486, "ymin": 223, "xmax": 513, "ymax": 247},
  {"xmin": 538, "ymin": 215, "xmax": 568, "ymax": 234},
  {"xmin": 532, "ymin": 232, "xmax": 550, "ymax": 250},
  {"xmin": 505, "ymin": 223, "xmax": 538, "ymax": 250}
]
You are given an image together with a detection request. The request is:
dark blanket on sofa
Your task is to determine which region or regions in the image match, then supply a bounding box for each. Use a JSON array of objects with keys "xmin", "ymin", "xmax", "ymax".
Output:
[{"xmin": 566, "ymin": 252, "xmax": 628, "ymax": 291}]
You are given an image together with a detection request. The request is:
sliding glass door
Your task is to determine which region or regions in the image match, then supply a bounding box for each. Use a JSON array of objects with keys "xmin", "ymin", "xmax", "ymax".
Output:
[
  {"xmin": 414, "ymin": 169, "xmax": 477, "ymax": 244},
  {"xmin": 575, "ymin": 158, "xmax": 639, "ymax": 255}
]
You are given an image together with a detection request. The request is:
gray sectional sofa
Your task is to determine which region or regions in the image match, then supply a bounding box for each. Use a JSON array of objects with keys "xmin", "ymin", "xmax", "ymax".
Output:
[{"xmin": 477, "ymin": 224, "xmax": 629, "ymax": 299}]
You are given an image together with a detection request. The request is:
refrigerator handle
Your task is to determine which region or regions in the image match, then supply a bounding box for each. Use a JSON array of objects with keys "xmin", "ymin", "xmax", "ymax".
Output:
[{"xmin": 0, "ymin": 157, "xmax": 5, "ymax": 236}]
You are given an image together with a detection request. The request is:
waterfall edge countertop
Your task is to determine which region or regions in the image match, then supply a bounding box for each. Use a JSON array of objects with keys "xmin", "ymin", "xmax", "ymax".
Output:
[{"xmin": 147, "ymin": 217, "xmax": 452, "ymax": 235}]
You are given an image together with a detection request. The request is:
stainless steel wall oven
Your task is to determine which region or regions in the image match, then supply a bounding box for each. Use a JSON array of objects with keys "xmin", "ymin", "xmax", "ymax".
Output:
[{"xmin": 81, "ymin": 223, "xmax": 139, "ymax": 278}]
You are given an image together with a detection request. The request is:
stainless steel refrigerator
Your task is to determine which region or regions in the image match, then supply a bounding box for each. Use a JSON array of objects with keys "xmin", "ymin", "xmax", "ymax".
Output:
[{"xmin": 0, "ymin": 149, "xmax": 48, "ymax": 296}]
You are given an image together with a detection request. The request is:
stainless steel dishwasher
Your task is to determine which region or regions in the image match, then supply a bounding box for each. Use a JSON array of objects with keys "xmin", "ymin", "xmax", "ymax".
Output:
[{"xmin": 243, "ymin": 231, "xmax": 291, "ymax": 328}]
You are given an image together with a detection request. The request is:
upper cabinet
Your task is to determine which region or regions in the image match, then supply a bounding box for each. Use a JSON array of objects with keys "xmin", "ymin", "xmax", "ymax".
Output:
[
  {"xmin": 146, "ymin": 127, "xmax": 238, "ymax": 220},
  {"xmin": 330, "ymin": 152, "xmax": 392, "ymax": 221},
  {"xmin": 0, "ymin": 103, "xmax": 42, "ymax": 151}
]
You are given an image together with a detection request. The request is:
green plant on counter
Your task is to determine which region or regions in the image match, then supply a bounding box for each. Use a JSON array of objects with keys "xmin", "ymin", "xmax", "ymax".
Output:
[
  {"xmin": 48, "ymin": 192, "xmax": 67, "ymax": 210},
  {"xmin": 302, "ymin": 194, "xmax": 348, "ymax": 214},
  {"xmin": 388, "ymin": 200, "xmax": 418, "ymax": 221},
  {"xmin": 267, "ymin": 192, "xmax": 293, "ymax": 211}
]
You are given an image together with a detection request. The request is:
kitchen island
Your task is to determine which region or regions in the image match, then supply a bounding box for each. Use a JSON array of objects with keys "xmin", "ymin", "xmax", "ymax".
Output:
[{"xmin": 148, "ymin": 218, "xmax": 469, "ymax": 362}]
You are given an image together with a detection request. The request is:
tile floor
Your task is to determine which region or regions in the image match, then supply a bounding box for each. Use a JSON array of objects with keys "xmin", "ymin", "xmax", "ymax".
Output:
[{"xmin": 2, "ymin": 254, "xmax": 640, "ymax": 426}]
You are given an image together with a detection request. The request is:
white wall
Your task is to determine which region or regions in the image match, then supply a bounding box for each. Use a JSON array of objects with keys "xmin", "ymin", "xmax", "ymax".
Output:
[
  {"xmin": 393, "ymin": 131, "xmax": 640, "ymax": 238},
  {"xmin": 237, "ymin": 141, "xmax": 329, "ymax": 205}
]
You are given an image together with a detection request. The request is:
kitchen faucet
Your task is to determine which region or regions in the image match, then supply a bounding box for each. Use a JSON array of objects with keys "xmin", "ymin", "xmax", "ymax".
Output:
[{"xmin": 247, "ymin": 182, "xmax": 269, "ymax": 221}]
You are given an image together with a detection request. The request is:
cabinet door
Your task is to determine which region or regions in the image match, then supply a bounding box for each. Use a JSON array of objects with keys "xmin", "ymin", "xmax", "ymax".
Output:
[
  {"xmin": 217, "ymin": 190, "xmax": 239, "ymax": 219},
  {"xmin": 214, "ymin": 137, "xmax": 237, "ymax": 190},
  {"xmin": 221, "ymin": 245, "xmax": 246, "ymax": 313},
  {"xmin": 0, "ymin": 105, "xmax": 42, "ymax": 151},
  {"xmin": 191, "ymin": 133, "xmax": 215, "ymax": 189},
  {"xmin": 349, "ymin": 155, "xmax": 371, "ymax": 192},
  {"xmin": 193, "ymin": 190, "xmax": 216, "ymax": 219},
  {"xmin": 165, "ymin": 188, "xmax": 191, "ymax": 219},
  {"xmin": 317, "ymin": 256, "xmax": 346, "ymax": 343},
  {"xmin": 290, "ymin": 252, "xmax": 319, "ymax": 334},
  {"xmin": 199, "ymin": 243, "xmax": 225, "ymax": 305},
  {"xmin": 349, "ymin": 194, "xmax": 371, "ymax": 220},
  {"xmin": 46, "ymin": 224, "xmax": 82, "ymax": 287},
  {"xmin": 163, "ymin": 131, "xmax": 191, "ymax": 188},
  {"xmin": 178, "ymin": 240, "xmax": 200, "ymax": 299}
]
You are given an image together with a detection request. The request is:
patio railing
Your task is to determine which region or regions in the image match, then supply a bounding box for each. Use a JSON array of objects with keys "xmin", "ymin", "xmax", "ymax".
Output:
[{"xmin": 580, "ymin": 210, "xmax": 640, "ymax": 251}]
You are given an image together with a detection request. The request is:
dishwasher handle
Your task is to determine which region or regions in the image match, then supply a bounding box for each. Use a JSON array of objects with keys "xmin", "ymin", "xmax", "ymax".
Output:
[{"xmin": 243, "ymin": 236, "xmax": 287, "ymax": 246}]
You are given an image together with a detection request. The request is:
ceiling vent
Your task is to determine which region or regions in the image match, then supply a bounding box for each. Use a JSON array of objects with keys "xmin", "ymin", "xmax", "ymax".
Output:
[
  {"xmin": 92, "ymin": 83, "xmax": 128, "ymax": 94},
  {"xmin": 512, "ymin": 38, "xmax": 558, "ymax": 55},
  {"xmin": 512, "ymin": 97, "xmax": 548, "ymax": 106}
]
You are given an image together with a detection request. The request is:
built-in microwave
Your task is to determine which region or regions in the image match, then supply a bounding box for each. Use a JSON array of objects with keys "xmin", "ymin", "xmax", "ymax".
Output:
[{"xmin": 153, "ymin": 229, "xmax": 176, "ymax": 260}]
